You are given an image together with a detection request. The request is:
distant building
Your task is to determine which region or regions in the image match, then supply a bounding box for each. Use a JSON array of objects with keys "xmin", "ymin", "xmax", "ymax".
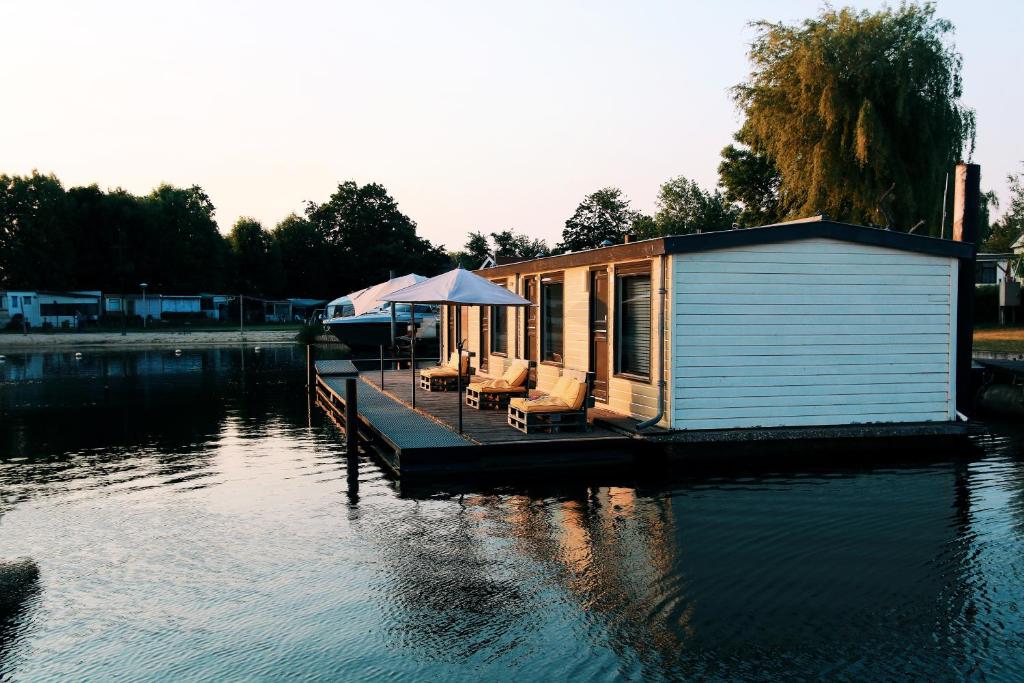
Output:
[
  {"xmin": 263, "ymin": 299, "xmax": 292, "ymax": 323},
  {"xmin": 1, "ymin": 290, "xmax": 102, "ymax": 328},
  {"xmin": 104, "ymin": 293, "xmax": 161, "ymax": 321},
  {"xmin": 159, "ymin": 295, "xmax": 202, "ymax": 317},
  {"xmin": 976, "ymin": 254, "xmax": 1014, "ymax": 285},
  {"xmin": 200, "ymin": 294, "xmax": 232, "ymax": 320},
  {"xmin": 288, "ymin": 298, "xmax": 327, "ymax": 321}
]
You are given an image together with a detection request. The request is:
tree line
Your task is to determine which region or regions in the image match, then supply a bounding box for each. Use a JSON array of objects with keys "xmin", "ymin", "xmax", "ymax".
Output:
[
  {"xmin": 3, "ymin": 4, "xmax": 1022, "ymax": 295},
  {"xmin": 0, "ymin": 175, "xmax": 451, "ymax": 299},
  {"xmin": 454, "ymin": 4, "xmax": 1021, "ymax": 262}
]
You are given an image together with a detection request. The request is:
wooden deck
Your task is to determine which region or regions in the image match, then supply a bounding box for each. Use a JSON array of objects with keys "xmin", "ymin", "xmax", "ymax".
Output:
[
  {"xmin": 364, "ymin": 369, "xmax": 630, "ymax": 445},
  {"xmin": 315, "ymin": 368, "xmax": 639, "ymax": 477}
]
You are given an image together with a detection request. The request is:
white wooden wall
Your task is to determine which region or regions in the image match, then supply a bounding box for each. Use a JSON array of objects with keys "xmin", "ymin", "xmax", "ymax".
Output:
[{"xmin": 671, "ymin": 238, "xmax": 958, "ymax": 430}]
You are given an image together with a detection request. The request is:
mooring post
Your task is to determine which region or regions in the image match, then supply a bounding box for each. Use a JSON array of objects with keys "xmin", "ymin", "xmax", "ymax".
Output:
[
  {"xmin": 306, "ymin": 344, "xmax": 315, "ymax": 394},
  {"xmin": 344, "ymin": 377, "xmax": 359, "ymax": 456},
  {"xmin": 379, "ymin": 344, "xmax": 385, "ymax": 389}
]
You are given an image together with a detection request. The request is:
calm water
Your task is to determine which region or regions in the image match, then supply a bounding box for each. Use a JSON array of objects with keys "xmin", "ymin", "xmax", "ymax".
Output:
[{"xmin": 1, "ymin": 346, "xmax": 1023, "ymax": 681}]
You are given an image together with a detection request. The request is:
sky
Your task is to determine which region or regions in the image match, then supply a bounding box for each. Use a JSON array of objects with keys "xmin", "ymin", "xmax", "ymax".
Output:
[{"xmin": 1, "ymin": 0, "xmax": 1021, "ymax": 250}]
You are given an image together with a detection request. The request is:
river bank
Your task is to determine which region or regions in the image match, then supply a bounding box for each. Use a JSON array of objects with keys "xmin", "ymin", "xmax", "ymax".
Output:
[{"xmin": 0, "ymin": 329, "xmax": 299, "ymax": 350}]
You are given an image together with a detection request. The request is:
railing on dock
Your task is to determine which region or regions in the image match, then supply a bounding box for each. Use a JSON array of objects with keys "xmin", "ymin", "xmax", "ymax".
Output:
[{"xmin": 311, "ymin": 357, "xmax": 362, "ymax": 457}]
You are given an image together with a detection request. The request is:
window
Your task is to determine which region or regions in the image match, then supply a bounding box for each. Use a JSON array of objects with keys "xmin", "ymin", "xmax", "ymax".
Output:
[
  {"xmin": 540, "ymin": 274, "xmax": 564, "ymax": 363},
  {"xmin": 109, "ymin": 298, "xmax": 122, "ymax": 312},
  {"xmin": 616, "ymin": 272, "xmax": 652, "ymax": 378},
  {"xmin": 40, "ymin": 303, "xmax": 99, "ymax": 317},
  {"xmin": 977, "ymin": 263, "xmax": 997, "ymax": 284},
  {"xmin": 490, "ymin": 280, "xmax": 509, "ymax": 355},
  {"xmin": 490, "ymin": 306, "xmax": 508, "ymax": 355}
]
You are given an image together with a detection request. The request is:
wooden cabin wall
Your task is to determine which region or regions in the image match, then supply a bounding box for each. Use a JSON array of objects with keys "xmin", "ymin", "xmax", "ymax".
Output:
[
  {"xmin": 513, "ymin": 259, "xmax": 670, "ymax": 427},
  {"xmin": 669, "ymin": 238, "xmax": 958, "ymax": 430},
  {"xmin": 444, "ymin": 260, "xmax": 673, "ymax": 427},
  {"xmin": 605, "ymin": 259, "xmax": 670, "ymax": 424}
]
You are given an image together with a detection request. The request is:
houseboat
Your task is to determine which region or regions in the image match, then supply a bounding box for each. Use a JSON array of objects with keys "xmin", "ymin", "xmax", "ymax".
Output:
[{"xmin": 445, "ymin": 216, "xmax": 974, "ymax": 436}]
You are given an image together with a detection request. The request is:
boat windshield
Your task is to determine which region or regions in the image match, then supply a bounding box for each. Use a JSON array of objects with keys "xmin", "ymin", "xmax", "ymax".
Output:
[{"xmin": 387, "ymin": 303, "xmax": 436, "ymax": 314}]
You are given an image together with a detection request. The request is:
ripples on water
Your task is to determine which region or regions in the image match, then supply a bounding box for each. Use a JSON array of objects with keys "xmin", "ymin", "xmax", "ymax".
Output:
[{"xmin": 1, "ymin": 346, "xmax": 1023, "ymax": 681}]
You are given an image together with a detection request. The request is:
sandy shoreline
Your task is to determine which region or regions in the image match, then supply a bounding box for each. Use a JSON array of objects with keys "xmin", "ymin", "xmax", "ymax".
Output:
[{"xmin": 0, "ymin": 329, "xmax": 300, "ymax": 351}]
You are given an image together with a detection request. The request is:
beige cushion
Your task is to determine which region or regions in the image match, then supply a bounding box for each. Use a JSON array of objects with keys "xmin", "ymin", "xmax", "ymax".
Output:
[
  {"xmin": 449, "ymin": 352, "xmax": 469, "ymax": 374},
  {"xmin": 500, "ymin": 360, "xmax": 529, "ymax": 388},
  {"xmin": 509, "ymin": 396, "xmax": 571, "ymax": 413},
  {"xmin": 468, "ymin": 379, "xmax": 525, "ymax": 393},
  {"xmin": 558, "ymin": 378, "xmax": 587, "ymax": 410},
  {"xmin": 422, "ymin": 366, "xmax": 457, "ymax": 378},
  {"xmin": 549, "ymin": 375, "xmax": 573, "ymax": 399}
]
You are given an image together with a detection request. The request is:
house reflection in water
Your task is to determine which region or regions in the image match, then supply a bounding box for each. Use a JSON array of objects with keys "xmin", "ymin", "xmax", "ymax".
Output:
[{"xmin": 380, "ymin": 465, "xmax": 974, "ymax": 678}]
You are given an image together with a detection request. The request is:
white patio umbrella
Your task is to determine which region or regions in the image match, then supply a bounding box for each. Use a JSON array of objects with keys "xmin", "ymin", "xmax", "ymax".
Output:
[
  {"xmin": 382, "ymin": 267, "xmax": 531, "ymax": 432},
  {"xmin": 350, "ymin": 273, "xmax": 426, "ymax": 316}
]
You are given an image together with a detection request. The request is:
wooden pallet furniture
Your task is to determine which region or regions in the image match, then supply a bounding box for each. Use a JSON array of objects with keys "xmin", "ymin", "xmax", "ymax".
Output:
[
  {"xmin": 419, "ymin": 351, "xmax": 474, "ymax": 392},
  {"xmin": 507, "ymin": 369, "xmax": 594, "ymax": 434},
  {"xmin": 465, "ymin": 359, "xmax": 531, "ymax": 410}
]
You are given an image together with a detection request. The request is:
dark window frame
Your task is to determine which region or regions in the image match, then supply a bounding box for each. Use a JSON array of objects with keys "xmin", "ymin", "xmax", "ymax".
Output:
[
  {"xmin": 614, "ymin": 263, "xmax": 653, "ymax": 382},
  {"xmin": 489, "ymin": 279, "xmax": 509, "ymax": 357},
  {"xmin": 540, "ymin": 272, "xmax": 565, "ymax": 366}
]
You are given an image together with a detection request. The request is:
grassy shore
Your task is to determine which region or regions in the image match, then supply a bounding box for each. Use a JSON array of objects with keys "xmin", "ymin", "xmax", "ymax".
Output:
[
  {"xmin": 974, "ymin": 326, "xmax": 1024, "ymax": 354},
  {"xmin": 0, "ymin": 326, "xmax": 301, "ymax": 350}
]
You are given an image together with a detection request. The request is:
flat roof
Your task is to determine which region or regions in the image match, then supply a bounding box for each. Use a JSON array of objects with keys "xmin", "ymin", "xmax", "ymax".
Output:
[{"xmin": 477, "ymin": 217, "xmax": 974, "ymax": 278}]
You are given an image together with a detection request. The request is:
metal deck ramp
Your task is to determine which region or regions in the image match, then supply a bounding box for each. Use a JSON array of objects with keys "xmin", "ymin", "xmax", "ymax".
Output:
[{"xmin": 318, "ymin": 374, "xmax": 473, "ymax": 453}]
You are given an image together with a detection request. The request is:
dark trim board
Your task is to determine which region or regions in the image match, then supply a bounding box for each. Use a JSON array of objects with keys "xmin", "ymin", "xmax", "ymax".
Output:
[
  {"xmin": 315, "ymin": 370, "xmax": 636, "ymax": 477},
  {"xmin": 315, "ymin": 368, "xmax": 970, "ymax": 479},
  {"xmin": 662, "ymin": 219, "xmax": 974, "ymax": 259},
  {"xmin": 477, "ymin": 217, "xmax": 973, "ymax": 279}
]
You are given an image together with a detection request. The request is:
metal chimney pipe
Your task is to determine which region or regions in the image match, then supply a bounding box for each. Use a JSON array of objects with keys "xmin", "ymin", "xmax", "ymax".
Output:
[
  {"xmin": 953, "ymin": 164, "xmax": 981, "ymax": 243},
  {"xmin": 952, "ymin": 162, "xmax": 980, "ymax": 416}
]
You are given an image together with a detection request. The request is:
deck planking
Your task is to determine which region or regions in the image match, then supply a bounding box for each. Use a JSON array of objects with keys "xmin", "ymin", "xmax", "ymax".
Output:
[
  {"xmin": 318, "ymin": 375, "xmax": 473, "ymax": 454},
  {"xmin": 363, "ymin": 369, "xmax": 631, "ymax": 446}
]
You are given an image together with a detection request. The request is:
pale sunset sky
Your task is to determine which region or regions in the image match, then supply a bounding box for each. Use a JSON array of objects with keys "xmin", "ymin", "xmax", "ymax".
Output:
[{"xmin": 1, "ymin": 1, "xmax": 1021, "ymax": 250}]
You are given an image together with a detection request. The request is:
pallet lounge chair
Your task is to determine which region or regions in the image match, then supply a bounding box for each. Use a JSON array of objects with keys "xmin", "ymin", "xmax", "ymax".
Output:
[
  {"xmin": 419, "ymin": 351, "xmax": 473, "ymax": 392},
  {"xmin": 465, "ymin": 359, "xmax": 530, "ymax": 410},
  {"xmin": 507, "ymin": 369, "xmax": 593, "ymax": 434}
]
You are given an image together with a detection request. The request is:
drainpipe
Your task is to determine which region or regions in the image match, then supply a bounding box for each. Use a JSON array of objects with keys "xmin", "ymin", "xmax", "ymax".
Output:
[{"xmin": 637, "ymin": 254, "xmax": 667, "ymax": 431}]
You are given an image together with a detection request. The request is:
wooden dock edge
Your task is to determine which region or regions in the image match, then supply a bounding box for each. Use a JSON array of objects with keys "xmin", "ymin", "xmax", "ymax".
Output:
[{"xmin": 315, "ymin": 369, "xmax": 973, "ymax": 478}]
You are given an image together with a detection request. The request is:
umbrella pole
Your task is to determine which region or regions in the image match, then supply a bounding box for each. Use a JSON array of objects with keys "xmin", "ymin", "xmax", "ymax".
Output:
[
  {"xmin": 456, "ymin": 304, "xmax": 463, "ymax": 434},
  {"xmin": 410, "ymin": 303, "xmax": 416, "ymax": 409}
]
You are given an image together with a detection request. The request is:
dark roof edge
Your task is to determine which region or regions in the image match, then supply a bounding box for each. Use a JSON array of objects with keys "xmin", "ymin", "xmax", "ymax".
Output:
[
  {"xmin": 663, "ymin": 221, "xmax": 974, "ymax": 259},
  {"xmin": 476, "ymin": 220, "xmax": 973, "ymax": 278},
  {"xmin": 476, "ymin": 238, "xmax": 667, "ymax": 278}
]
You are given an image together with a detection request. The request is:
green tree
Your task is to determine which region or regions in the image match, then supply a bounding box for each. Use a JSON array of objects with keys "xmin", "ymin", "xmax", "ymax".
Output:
[
  {"xmin": 653, "ymin": 176, "xmax": 739, "ymax": 235},
  {"xmin": 717, "ymin": 133, "xmax": 785, "ymax": 226},
  {"xmin": 733, "ymin": 3, "xmax": 975, "ymax": 232},
  {"xmin": 490, "ymin": 229, "xmax": 550, "ymax": 260},
  {"xmin": 559, "ymin": 187, "xmax": 640, "ymax": 251},
  {"xmin": 0, "ymin": 172, "xmax": 74, "ymax": 289},
  {"xmin": 272, "ymin": 213, "xmax": 335, "ymax": 297},
  {"xmin": 630, "ymin": 214, "xmax": 658, "ymax": 240},
  {"xmin": 305, "ymin": 181, "xmax": 451, "ymax": 294},
  {"xmin": 228, "ymin": 217, "xmax": 284, "ymax": 295},
  {"xmin": 983, "ymin": 167, "xmax": 1024, "ymax": 253},
  {"xmin": 142, "ymin": 184, "xmax": 230, "ymax": 292},
  {"xmin": 452, "ymin": 231, "xmax": 492, "ymax": 268}
]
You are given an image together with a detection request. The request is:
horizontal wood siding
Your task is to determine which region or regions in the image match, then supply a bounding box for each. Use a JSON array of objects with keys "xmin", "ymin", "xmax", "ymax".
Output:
[
  {"xmin": 671, "ymin": 238, "xmax": 956, "ymax": 430},
  {"xmin": 496, "ymin": 262, "xmax": 668, "ymax": 424}
]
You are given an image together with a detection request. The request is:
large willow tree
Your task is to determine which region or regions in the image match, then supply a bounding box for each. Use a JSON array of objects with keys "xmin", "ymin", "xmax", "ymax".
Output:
[{"xmin": 733, "ymin": 3, "xmax": 975, "ymax": 233}]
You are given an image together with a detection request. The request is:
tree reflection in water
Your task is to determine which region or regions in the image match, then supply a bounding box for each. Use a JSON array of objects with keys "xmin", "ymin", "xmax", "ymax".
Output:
[{"xmin": 1, "ymin": 347, "xmax": 1023, "ymax": 680}]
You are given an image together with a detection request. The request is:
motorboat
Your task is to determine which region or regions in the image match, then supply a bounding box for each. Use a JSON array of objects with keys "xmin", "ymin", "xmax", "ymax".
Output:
[{"xmin": 323, "ymin": 303, "xmax": 439, "ymax": 348}]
